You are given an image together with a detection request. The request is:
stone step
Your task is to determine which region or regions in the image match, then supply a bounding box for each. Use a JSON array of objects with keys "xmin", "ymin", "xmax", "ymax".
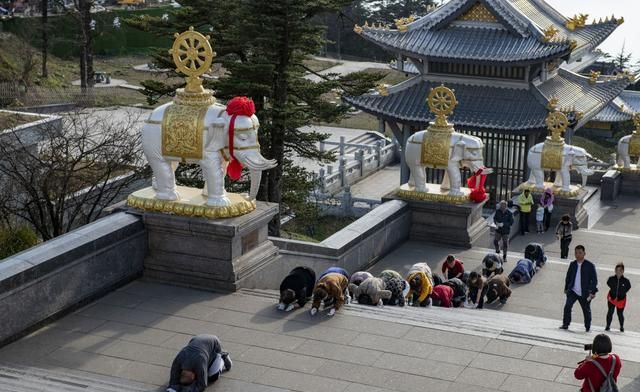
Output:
[
  {"xmin": 0, "ymin": 363, "xmax": 155, "ymax": 392},
  {"xmin": 238, "ymin": 288, "xmax": 640, "ymax": 362}
]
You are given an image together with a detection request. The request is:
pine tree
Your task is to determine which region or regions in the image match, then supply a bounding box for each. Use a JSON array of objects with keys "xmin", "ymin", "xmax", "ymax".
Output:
[{"xmin": 128, "ymin": 0, "xmax": 382, "ymax": 235}]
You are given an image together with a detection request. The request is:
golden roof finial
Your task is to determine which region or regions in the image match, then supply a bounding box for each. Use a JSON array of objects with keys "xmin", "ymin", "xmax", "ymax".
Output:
[
  {"xmin": 547, "ymin": 96, "xmax": 559, "ymax": 111},
  {"xmin": 545, "ymin": 111, "xmax": 569, "ymax": 142},
  {"xmin": 353, "ymin": 24, "xmax": 363, "ymax": 34},
  {"xmin": 543, "ymin": 25, "xmax": 559, "ymax": 42},
  {"xmin": 376, "ymin": 84, "xmax": 389, "ymax": 96},
  {"xmin": 427, "ymin": 84, "xmax": 458, "ymax": 128},
  {"xmin": 589, "ymin": 70, "xmax": 601, "ymax": 84},
  {"xmin": 618, "ymin": 16, "xmax": 625, "ymax": 25},
  {"xmin": 168, "ymin": 26, "xmax": 215, "ymax": 94}
]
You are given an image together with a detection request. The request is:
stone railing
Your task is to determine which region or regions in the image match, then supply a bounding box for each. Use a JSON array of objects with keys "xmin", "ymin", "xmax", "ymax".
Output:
[
  {"xmin": 0, "ymin": 212, "xmax": 147, "ymax": 345},
  {"xmin": 312, "ymin": 186, "xmax": 383, "ymax": 217},
  {"xmin": 241, "ymin": 199, "xmax": 410, "ymax": 290},
  {"xmin": 317, "ymin": 138, "xmax": 397, "ymax": 195}
]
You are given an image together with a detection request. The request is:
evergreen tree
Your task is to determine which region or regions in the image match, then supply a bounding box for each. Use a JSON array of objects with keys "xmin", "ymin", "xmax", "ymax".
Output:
[{"xmin": 128, "ymin": 0, "xmax": 382, "ymax": 235}]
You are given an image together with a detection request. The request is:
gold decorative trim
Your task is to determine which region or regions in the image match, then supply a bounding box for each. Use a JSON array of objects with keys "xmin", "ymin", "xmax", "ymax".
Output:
[
  {"xmin": 517, "ymin": 182, "xmax": 580, "ymax": 198},
  {"xmin": 589, "ymin": 70, "xmax": 600, "ymax": 85},
  {"xmin": 127, "ymin": 186, "xmax": 256, "ymax": 219},
  {"xmin": 543, "ymin": 25, "xmax": 559, "ymax": 42},
  {"xmin": 616, "ymin": 165, "xmax": 640, "ymax": 173},
  {"xmin": 233, "ymin": 144, "xmax": 260, "ymax": 151},
  {"xmin": 353, "ymin": 24, "xmax": 363, "ymax": 34},
  {"xmin": 566, "ymin": 14, "xmax": 588, "ymax": 31},
  {"xmin": 145, "ymin": 119, "xmax": 163, "ymax": 125},
  {"xmin": 396, "ymin": 184, "xmax": 471, "ymax": 204},
  {"xmin": 458, "ymin": 2, "xmax": 498, "ymax": 23},
  {"xmin": 394, "ymin": 15, "xmax": 416, "ymax": 33}
]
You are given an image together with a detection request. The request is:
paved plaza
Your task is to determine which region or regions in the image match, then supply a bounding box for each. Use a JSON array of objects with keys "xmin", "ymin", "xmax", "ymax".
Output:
[{"xmin": 0, "ymin": 195, "xmax": 639, "ymax": 392}]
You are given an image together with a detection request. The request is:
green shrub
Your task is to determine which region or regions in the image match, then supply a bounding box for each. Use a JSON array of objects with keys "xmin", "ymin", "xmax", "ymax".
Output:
[{"xmin": 0, "ymin": 226, "xmax": 39, "ymax": 260}]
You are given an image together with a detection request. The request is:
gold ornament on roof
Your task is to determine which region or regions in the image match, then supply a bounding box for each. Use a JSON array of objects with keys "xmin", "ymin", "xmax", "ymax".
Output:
[
  {"xmin": 569, "ymin": 40, "xmax": 578, "ymax": 51},
  {"xmin": 589, "ymin": 70, "xmax": 600, "ymax": 85},
  {"xmin": 458, "ymin": 2, "xmax": 498, "ymax": 23},
  {"xmin": 353, "ymin": 24, "xmax": 363, "ymax": 34},
  {"xmin": 545, "ymin": 111, "xmax": 569, "ymax": 142},
  {"xmin": 169, "ymin": 26, "xmax": 215, "ymax": 94},
  {"xmin": 618, "ymin": 17, "xmax": 625, "ymax": 25},
  {"xmin": 546, "ymin": 96, "xmax": 559, "ymax": 111},
  {"xmin": 376, "ymin": 84, "xmax": 389, "ymax": 96},
  {"xmin": 427, "ymin": 85, "xmax": 458, "ymax": 128},
  {"xmin": 395, "ymin": 15, "xmax": 416, "ymax": 33},
  {"xmin": 566, "ymin": 14, "xmax": 588, "ymax": 31},
  {"xmin": 543, "ymin": 25, "xmax": 559, "ymax": 42}
]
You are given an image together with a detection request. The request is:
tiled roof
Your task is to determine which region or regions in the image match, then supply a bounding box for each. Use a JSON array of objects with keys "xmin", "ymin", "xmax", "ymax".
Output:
[
  {"xmin": 535, "ymin": 69, "xmax": 633, "ymax": 121},
  {"xmin": 361, "ymin": 26, "xmax": 570, "ymax": 64},
  {"xmin": 592, "ymin": 90, "xmax": 640, "ymax": 122},
  {"xmin": 344, "ymin": 77, "xmax": 549, "ymax": 131},
  {"xmin": 345, "ymin": 70, "xmax": 633, "ymax": 131},
  {"xmin": 359, "ymin": 0, "xmax": 620, "ymax": 64}
]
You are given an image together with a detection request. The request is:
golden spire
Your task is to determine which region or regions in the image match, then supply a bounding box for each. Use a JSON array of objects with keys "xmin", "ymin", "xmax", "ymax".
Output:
[
  {"xmin": 546, "ymin": 96, "xmax": 559, "ymax": 111},
  {"xmin": 543, "ymin": 25, "xmax": 559, "ymax": 42},
  {"xmin": 427, "ymin": 85, "xmax": 458, "ymax": 128},
  {"xmin": 589, "ymin": 70, "xmax": 600, "ymax": 84},
  {"xmin": 545, "ymin": 111, "xmax": 569, "ymax": 142},
  {"xmin": 168, "ymin": 27, "xmax": 215, "ymax": 94}
]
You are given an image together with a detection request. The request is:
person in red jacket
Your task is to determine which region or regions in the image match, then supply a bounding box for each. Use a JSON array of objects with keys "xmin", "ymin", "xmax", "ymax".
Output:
[
  {"xmin": 574, "ymin": 334, "xmax": 622, "ymax": 392},
  {"xmin": 441, "ymin": 255, "xmax": 465, "ymax": 280},
  {"xmin": 431, "ymin": 285, "xmax": 454, "ymax": 308}
]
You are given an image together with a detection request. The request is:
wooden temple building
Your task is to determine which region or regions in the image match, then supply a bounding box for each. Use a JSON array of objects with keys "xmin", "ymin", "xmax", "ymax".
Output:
[{"xmin": 346, "ymin": 0, "xmax": 638, "ymax": 202}]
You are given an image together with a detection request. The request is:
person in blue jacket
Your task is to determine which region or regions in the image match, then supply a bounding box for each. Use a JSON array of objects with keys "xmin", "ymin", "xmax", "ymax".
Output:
[{"xmin": 508, "ymin": 258, "xmax": 536, "ymax": 284}]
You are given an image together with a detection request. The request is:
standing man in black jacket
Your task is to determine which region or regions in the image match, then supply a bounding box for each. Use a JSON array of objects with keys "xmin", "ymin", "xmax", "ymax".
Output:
[
  {"xmin": 560, "ymin": 245, "xmax": 598, "ymax": 332},
  {"xmin": 493, "ymin": 200, "xmax": 514, "ymax": 261}
]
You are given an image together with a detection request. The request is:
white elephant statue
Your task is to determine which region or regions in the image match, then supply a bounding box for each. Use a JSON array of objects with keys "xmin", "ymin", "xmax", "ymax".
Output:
[
  {"xmin": 527, "ymin": 144, "xmax": 594, "ymax": 192},
  {"xmin": 141, "ymin": 96, "xmax": 277, "ymax": 207},
  {"xmin": 404, "ymin": 131, "xmax": 490, "ymax": 196},
  {"xmin": 616, "ymin": 133, "xmax": 640, "ymax": 169}
]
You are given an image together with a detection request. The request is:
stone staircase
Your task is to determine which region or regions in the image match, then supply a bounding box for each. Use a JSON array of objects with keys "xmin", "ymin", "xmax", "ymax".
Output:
[
  {"xmin": 0, "ymin": 363, "xmax": 158, "ymax": 392},
  {"xmin": 238, "ymin": 288, "xmax": 640, "ymax": 363}
]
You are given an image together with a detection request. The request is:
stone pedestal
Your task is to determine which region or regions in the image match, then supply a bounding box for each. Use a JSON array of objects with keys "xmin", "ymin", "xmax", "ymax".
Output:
[
  {"xmin": 513, "ymin": 184, "xmax": 595, "ymax": 229},
  {"xmin": 383, "ymin": 188, "xmax": 488, "ymax": 249},
  {"xmin": 620, "ymin": 169, "xmax": 640, "ymax": 197},
  {"xmin": 140, "ymin": 202, "xmax": 279, "ymax": 292}
]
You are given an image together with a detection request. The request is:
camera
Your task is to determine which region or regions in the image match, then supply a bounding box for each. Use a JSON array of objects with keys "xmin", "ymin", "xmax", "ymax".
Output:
[{"xmin": 584, "ymin": 344, "xmax": 592, "ymax": 351}]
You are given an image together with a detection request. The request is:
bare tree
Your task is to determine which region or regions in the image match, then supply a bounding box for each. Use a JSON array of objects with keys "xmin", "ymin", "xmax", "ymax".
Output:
[
  {"xmin": 0, "ymin": 109, "xmax": 147, "ymax": 240},
  {"xmin": 41, "ymin": 0, "xmax": 48, "ymax": 77},
  {"xmin": 71, "ymin": 0, "xmax": 95, "ymax": 90}
]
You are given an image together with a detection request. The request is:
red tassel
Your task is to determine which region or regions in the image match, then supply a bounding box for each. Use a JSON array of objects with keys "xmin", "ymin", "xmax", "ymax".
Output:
[
  {"xmin": 225, "ymin": 96, "xmax": 256, "ymax": 181},
  {"xmin": 468, "ymin": 168, "xmax": 488, "ymax": 203}
]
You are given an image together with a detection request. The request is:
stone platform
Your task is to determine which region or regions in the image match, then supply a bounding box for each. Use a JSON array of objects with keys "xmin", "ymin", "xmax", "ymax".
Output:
[
  {"xmin": 620, "ymin": 169, "xmax": 640, "ymax": 196},
  {"xmin": 1, "ymin": 281, "xmax": 639, "ymax": 392},
  {"xmin": 139, "ymin": 201, "xmax": 279, "ymax": 292},
  {"xmin": 383, "ymin": 187, "xmax": 488, "ymax": 248}
]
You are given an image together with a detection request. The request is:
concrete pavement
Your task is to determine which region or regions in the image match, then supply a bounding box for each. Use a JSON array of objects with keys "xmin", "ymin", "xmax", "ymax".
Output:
[
  {"xmin": 1, "ymin": 281, "xmax": 638, "ymax": 392},
  {"xmin": 304, "ymin": 57, "xmax": 389, "ymax": 83}
]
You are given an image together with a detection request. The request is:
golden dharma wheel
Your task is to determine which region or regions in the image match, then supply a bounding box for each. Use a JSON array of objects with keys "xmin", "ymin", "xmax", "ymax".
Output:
[
  {"xmin": 169, "ymin": 26, "xmax": 214, "ymax": 78},
  {"xmin": 427, "ymin": 85, "xmax": 458, "ymax": 117},
  {"xmin": 545, "ymin": 111, "xmax": 569, "ymax": 134}
]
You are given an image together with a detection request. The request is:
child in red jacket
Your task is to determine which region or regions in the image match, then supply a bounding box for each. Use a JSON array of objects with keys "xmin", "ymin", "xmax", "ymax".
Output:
[{"xmin": 574, "ymin": 334, "xmax": 622, "ymax": 392}]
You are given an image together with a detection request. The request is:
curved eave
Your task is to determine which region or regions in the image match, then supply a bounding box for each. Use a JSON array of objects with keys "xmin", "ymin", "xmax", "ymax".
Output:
[{"xmin": 358, "ymin": 28, "xmax": 572, "ymax": 66}]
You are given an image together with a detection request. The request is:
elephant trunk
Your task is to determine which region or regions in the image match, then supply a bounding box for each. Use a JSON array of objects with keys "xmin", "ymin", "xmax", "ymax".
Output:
[
  {"xmin": 249, "ymin": 169, "xmax": 262, "ymax": 200},
  {"xmin": 236, "ymin": 150, "xmax": 278, "ymax": 172}
]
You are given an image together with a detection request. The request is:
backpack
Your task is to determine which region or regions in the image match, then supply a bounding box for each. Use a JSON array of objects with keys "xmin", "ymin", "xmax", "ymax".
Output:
[{"xmin": 588, "ymin": 355, "xmax": 618, "ymax": 392}]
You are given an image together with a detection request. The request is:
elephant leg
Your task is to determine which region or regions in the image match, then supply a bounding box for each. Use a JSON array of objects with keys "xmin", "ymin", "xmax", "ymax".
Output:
[
  {"xmin": 527, "ymin": 169, "xmax": 536, "ymax": 186},
  {"xmin": 441, "ymin": 171, "xmax": 450, "ymax": 190},
  {"xmin": 560, "ymin": 169, "xmax": 571, "ymax": 191},
  {"xmin": 408, "ymin": 171, "xmax": 415, "ymax": 187},
  {"xmin": 553, "ymin": 170, "xmax": 562, "ymax": 187},
  {"xmin": 413, "ymin": 166, "xmax": 427, "ymax": 192},
  {"xmin": 445, "ymin": 164, "xmax": 463, "ymax": 196},
  {"xmin": 202, "ymin": 153, "xmax": 231, "ymax": 207},
  {"xmin": 149, "ymin": 157, "xmax": 179, "ymax": 200}
]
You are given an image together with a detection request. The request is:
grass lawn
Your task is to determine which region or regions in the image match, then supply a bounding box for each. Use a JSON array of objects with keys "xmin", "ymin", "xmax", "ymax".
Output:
[
  {"xmin": 573, "ymin": 136, "xmax": 616, "ymax": 162},
  {"xmin": 0, "ymin": 111, "xmax": 41, "ymax": 130},
  {"xmin": 281, "ymin": 215, "xmax": 357, "ymax": 243}
]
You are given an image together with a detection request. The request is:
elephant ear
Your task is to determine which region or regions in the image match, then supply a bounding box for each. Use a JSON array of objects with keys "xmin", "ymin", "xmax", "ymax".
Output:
[{"xmin": 451, "ymin": 141, "xmax": 465, "ymax": 162}]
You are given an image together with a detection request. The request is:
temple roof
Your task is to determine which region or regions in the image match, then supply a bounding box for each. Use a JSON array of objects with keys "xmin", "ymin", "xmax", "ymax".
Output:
[
  {"xmin": 357, "ymin": 0, "xmax": 621, "ymax": 65},
  {"xmin": 344, "ymin": 69, "xmax": 634, "ymax": 132},
  {"xmin": 591, "ymin": 90, "xmax": 640, "ymax": 123}
]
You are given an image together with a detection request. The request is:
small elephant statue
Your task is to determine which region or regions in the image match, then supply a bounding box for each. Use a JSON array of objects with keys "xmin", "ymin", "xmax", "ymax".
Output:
[
  {"xmin": 527, "ymin": 144, "xmax": 594, "ymax": 192},
  {"xmin": 404, "ymin": 131, "xmax": 491, "ymax": 196},
  {"xmin": 141, "ymin": 96, "xmax": 277, "ymax": 206},
  {"xmin": 617, "ymin": 133, "xmax": 640, "ymax": 170}
]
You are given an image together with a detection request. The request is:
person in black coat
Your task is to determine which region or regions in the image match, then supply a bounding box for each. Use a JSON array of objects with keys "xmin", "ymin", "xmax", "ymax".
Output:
[
  {"xmin": 167, "ymin": 335, "xmax": 231, "ymax": 392},
  {"xmin": 606, "ymin": 263, "xmax": 631, "ymax": 332},
  {"xmin": 278, "ymin": 266, "xmax": 316, "ymax": 312},
  {"xmin": 493, "ymin": 200, "xmax": 514, "ymax": 261},
  {"xmin": 560, "ymin": 245, "xmax": 598, "ymax": 332}
]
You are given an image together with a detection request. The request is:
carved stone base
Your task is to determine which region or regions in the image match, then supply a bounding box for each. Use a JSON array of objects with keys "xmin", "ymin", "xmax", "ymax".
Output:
[
  {"xmin": 384, "ymin": 185, "xmax": 488, "ymax": 249},
  {"xmin": 513, "ymin": 182, "xmax": 594, "ymax": 229},
  {"xmin": 139, "ymin": 202, "xmax": 279, "ymax": 292},
  {"xmin": 516, "ymin": 182, "xmax": 581, "ymax": 198},
  {"xmin": 127, "ymin": 186, "xmax": 256, "ymax": 219},
  {"xmin": 616, "ymin": 164, "xmax": 640, "ymax": 173},
  {"xmin": 396, "ymin": 183, "xmax": 471, "ymax": 204}
]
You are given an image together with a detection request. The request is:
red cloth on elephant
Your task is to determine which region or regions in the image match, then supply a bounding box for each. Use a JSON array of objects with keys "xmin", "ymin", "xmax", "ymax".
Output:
[
  {"xmin": 467, "ymin": 168, "xmax": 488, "ymax": 203},
  {"xmin": 226, "ymin": 97, "xmax": 256, "ymax": 180}
]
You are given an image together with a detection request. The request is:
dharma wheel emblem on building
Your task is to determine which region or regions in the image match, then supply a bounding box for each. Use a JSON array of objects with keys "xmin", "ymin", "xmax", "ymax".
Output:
[
  {"xmin": 427, "ymin": 85, "xmax": 458, "ymax": 128},
  {"xmin": 169, "ymin": 26, "xmax": 215, "ymax": 93}
]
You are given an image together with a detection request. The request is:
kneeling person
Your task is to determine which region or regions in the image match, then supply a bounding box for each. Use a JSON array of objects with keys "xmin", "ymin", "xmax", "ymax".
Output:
[
  {"xmin": 486, "ymin": 274, "xmax": 512, "ymax": 305},
  {"xmin": 431, "ymin": 284, "xmax": 454, "ymax": 308},
  {"xmin": 509, "ymin": 258, "xmax": 536, "ymax": 284},
  {"xmin": 278, "ymin": 266, "xmax": 316, "ymax": 312},
  {"xmin": 311, "ymin": 272, "xmax": 349, "ymax": 316},
  {"xmin": 349, "ymin": 277, "xmax": 391, "ymax": 306},
  {"xmin": 407, "ymin": 263, "xmax": 434, "ymax": 307},
  {"xmin": 167, "ymin": 335, "xmax": 231, "ymax": 392}
]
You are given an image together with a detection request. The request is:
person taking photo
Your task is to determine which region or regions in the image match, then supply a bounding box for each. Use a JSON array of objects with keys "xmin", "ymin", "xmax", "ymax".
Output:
[{"xmin": 574, "ymin": 334, "xmax": 621, "ymax": 392}]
